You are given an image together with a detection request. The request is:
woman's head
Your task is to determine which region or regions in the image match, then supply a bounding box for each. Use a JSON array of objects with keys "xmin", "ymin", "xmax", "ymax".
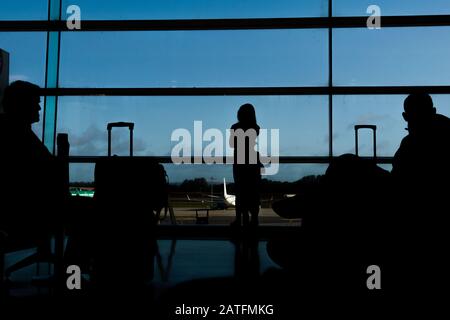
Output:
[{"xmin": 237, "ymin": 103, "xmax": 257, "ymax": 126}]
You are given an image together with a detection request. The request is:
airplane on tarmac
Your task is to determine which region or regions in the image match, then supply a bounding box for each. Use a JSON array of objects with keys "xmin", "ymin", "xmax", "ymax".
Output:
[
  {"xmin": 186, "ymin": 178, "xmax": 277, "ymax": 209},
  {"xmin": 186, "ymin": 178, "xmax": 235, "ymax": 209},
  {"xmin": 223, "ymin": 178, "xmax": 236, "ymax": 207}
]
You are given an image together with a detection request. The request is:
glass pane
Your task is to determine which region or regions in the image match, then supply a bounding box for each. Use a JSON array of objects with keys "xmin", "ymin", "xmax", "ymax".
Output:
[
  {"xmin": 0, "ymin": 0, "xmax": 48, "ymax": 20},
  {"xmin": 69, "ymin": 162, "xmax": 325, "ymax": 225},
  {"xmin": 69, "ymin": 161, "xmax": 325, "ymax": 226},
  {"xmin": 333, "ymin": 27, "xmax": 450, "ymax": 86},
  {"xmin": 0, "ymin": 32, "xmax": 47, "ymax": 87},
  {"xmin": 333, "ymin": 95, "xmax": 450, "ymax": 157},
  {"xmin": 61, "ymin": 0, "xmax": 328, "ymax": 20},
  {"xmin": 59, "ymin": 30, "xmax": 328, "ymax": 88},
  {"xmin": 164, "ymin": 163, "xmax": 327, "ymax": 184},
  {"xmin": 333, "ymin": 0, "xmax": 450, "ymax": 16},
  {"xmin": 69, "ymin": 162, "xmax": 327, "ymax": 184},
  {"xmin": 58, "ymin": 96, "xmax": 329, "ymax": 158},
  {"xmin": 70, "ymin": 163, "xmax": 95, "ymax": 184}
]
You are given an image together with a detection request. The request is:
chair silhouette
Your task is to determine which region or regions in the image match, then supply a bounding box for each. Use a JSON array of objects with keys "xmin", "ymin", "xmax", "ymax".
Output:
[{"xmin": 0, "ymin": 133, "xmax": 69, "ymax": 290}]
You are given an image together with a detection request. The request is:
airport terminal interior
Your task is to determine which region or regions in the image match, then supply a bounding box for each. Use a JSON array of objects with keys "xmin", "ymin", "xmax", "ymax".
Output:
[{"xmin": 1, "ymin": 0, "xmax": 450, "ymax": 317}]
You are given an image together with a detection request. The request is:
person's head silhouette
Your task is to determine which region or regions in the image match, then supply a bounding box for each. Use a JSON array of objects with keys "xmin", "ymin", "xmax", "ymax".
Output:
[
  {"xmin": 402, "ymin": 93, "xmax": 436, "ymax": 135},
  {"xmin": 2, "ymin": 80, "xmax": 41, "ymax": 125},
  {"xmin": 237, "ymin": 103, "xmax": 257, "ymax": 128}
]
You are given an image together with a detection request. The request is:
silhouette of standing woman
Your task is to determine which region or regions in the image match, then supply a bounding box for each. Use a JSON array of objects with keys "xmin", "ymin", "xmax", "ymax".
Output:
[{"xmin": 229, "ymin": 104, "xmax": 262, "ymax": 228}]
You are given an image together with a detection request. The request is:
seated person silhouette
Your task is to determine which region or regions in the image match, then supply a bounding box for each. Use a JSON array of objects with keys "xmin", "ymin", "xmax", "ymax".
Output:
[
  {"xmin": 391, "ymin": 93, "xmax": 450, "ymax": 291},
  {"xmin": 392, "ymin": 93, "xmax": 450, "ymax": 187},
  {"xmin": 0, "ymin": 81, "xmax": 60, "ymax": 274},
  {"xmin": 229, "ymin": 104, "xmax": 262, "ymax": 228},
  {"xmin": 392, "ymin": 93, "xmax": 450, "ymax": 232}
]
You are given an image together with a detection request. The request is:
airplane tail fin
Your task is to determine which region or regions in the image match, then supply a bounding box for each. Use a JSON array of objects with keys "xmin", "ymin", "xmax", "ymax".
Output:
[{"xmin": 223, "ymin": 178, "xmax": 228, "ymax": 197}]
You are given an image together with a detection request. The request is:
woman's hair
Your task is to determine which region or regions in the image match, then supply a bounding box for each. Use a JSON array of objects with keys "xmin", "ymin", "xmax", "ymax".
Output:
[{"xmin": 237, "ymin": 103, "xmax": 257, "ymax": 127}]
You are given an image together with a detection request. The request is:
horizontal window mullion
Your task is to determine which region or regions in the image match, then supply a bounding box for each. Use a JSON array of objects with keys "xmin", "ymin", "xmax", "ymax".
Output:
[
  {"xmin": 41, "ymin": 86, "xmax": 450, "ymax": 96},
  {"xmin": 2, "ymin": 15, "xmax": 450, "ymax": 31},
  {"xmin": 68, "ymin": 156, "xmax": 393, "ymax": 164},
  {"xmin": 332, "ymin": 86, "xmax": 450, "ymax": 95},
  {"xmin": 43, "ymin": 87, "xmax": 329, "ymax": 96}
]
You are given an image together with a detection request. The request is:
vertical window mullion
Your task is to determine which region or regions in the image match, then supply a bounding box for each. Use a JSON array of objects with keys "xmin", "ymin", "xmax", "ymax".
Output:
[
  {"xmin": 42, "ymin": 0, "xmax": 61, "ymax": 154},
  {"xmin": 328, "ymin": 0, "xmax": 333, "ymax": 157}
]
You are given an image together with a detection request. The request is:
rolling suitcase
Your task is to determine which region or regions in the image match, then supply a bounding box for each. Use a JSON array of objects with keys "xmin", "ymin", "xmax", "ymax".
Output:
[
  {"xmin": 93, "ymin": 122, "xmax": 167, "ymax": 288},
  {"xmin": 95, "ymin": 122, "xmax": 168, "ymax": 224}
]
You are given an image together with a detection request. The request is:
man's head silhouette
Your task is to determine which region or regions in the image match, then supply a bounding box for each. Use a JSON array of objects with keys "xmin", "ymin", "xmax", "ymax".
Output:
[
  {"xmin": 403, "ymin": 93, "xmax": 436, "ymax": 135},
  {"xmin": 2, "ymin": 80, "xmax": 41, "ymax": 125}
]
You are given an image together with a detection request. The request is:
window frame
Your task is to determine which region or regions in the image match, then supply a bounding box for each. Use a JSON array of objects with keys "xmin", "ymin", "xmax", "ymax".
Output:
[{"xmin": 2, "ymin": 0, "xmax": 450, "ymax": 164}]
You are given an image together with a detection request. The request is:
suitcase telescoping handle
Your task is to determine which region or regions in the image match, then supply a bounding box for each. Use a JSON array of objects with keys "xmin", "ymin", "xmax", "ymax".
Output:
[
  {"xmin": 107, "ymin": 122, "xmax": 135, "ymax": 157},
  {"xmin": 354, "ymin": 125, "xmax": 377, "ymax": 159}
]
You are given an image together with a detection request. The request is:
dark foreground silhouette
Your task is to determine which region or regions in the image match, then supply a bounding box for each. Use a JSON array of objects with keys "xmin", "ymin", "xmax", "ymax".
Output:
[
  {"xmin": 229, "ymin": 103, "xmax": 262, "ymax": 228},
  {"xmin": 0, "ymin": 81, "xmax": 64, "ymax": 287},
  {"xmin": 270, "ymin": 93, "xmax": 450, "ymax": 301},
  {"xmin": 2, "ymin": 88, "xmax": 449, "ymax": 316}
]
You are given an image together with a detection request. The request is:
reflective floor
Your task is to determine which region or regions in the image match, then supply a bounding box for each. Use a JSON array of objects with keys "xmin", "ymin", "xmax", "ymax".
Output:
[
  {"xmin": 3, "ymin": 240, "xmax": 279, "ymax": 298},
  {"xmin": 154, "ymin": 240, "xmax": 278, "ymax": 286}
]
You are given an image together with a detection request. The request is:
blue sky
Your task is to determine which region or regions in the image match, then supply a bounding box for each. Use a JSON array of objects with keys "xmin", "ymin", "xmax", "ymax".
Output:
[{"xmin": 1, "ymin": 1, "xmax": 450, "ymax": 182}]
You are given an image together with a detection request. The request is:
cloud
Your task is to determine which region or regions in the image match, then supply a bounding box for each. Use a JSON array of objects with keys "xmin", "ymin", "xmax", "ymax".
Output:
[
  {"xmin": 75, "ymin": 141, "xmax": 102, "ymax": 155},
  {"xmin": 67, "ymin": 124, "xmax": 148, "ymax": 156},
  {"xmin": 112, "ymin": 136, "xmax": 147, "ymax": 155},
  {"xmin": 71, "ymin": 125, "xmax": 104, "ymax": 146},
  {"xmin": 67, "ymin": 124, "xmax": 105, "ymax": 155}
]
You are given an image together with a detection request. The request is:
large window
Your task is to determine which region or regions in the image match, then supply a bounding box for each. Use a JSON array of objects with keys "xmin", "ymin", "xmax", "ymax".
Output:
[
  {"xmin": 2, "ymin": 0, "xmax": 450, "ymax": 199},
  {"xmin": 69, "ymin": 163, "xmax": 327, "ymax": 185},
  {"xmin": 0, "ymin": 32, "xmax": 47, "ymax": 87},
  {"xmin": 60, "ymin": 30, "xmax": 328, "ymax": 88},
  {"xmin": 61, "ymin": 0, "xmax": 328, "ymax": 20},
  {"xmin": 0, "ymin": 0, "xmax": 48, "ymax": 20},
  {"xmin": 0, "ymin": 32, "xmax": 47, "ymax": 138},
  {"xmin": 333, "ymin": 27, "xmax": 450, "ymax": 86},
  {"xmin": 69, "ymin": 161, "xmax": 325, "ymax": 223},
  {"xmin": 333, "ymin": 95, "xmax": 450, "ymax": 157},
  {"xmin": 57, "ymin": 95, "xmax": 328, "ymax": 157}
]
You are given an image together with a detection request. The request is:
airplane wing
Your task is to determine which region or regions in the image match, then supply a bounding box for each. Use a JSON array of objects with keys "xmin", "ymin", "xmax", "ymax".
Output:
[{"xmin": 186, "ymin": 194, "xmax": 205, "ymax": 203}]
